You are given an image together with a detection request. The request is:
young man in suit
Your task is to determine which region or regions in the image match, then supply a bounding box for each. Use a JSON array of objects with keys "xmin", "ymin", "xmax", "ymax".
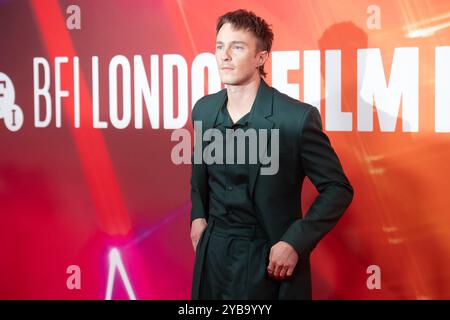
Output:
[{"xmin": 190, "ymin": 9, "xmax": 353, "ymax": 299}]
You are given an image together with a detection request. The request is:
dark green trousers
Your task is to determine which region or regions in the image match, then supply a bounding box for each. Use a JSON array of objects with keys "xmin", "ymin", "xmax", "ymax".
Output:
[{"xmin": 191, "ymin": 217, "xmax": 279, "ymax": 300}]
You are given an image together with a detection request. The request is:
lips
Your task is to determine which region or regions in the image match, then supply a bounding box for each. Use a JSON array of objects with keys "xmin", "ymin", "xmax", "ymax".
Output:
[{"xmin": 221, "ymin": 66, "xmax": 234, "ymax": 70}]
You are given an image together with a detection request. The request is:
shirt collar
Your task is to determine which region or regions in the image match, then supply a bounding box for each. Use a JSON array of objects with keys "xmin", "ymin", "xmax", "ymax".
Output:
[{"xmin": 214, "ymin": 96, "xmax": 255, "ymax": 128}]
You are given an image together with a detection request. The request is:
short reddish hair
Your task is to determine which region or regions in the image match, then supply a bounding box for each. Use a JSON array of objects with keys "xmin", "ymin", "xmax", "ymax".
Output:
[{"xmin": 216, "ymin": 9, "xmax": 274, "ymax": 77}]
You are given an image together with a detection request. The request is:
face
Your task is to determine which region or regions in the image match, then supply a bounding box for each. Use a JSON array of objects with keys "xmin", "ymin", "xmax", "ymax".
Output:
[{"xmin": 215, "ymin": 23, "xmax": 268, "ymax": 85}]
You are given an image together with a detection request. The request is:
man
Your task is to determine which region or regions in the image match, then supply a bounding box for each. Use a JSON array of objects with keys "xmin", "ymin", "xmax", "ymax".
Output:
[{"xmin": 190, "ymin": 9, "xmax": 353, "ymax": 299}]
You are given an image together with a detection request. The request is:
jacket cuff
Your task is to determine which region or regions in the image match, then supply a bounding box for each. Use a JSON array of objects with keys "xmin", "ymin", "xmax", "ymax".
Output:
[
  {"xmin": 190, "ymin": 211, "xmax": 207, "ymax": 227},
  {"xmin": 280, "ymin": 222, "xmax": 313, "ymax": 256}
]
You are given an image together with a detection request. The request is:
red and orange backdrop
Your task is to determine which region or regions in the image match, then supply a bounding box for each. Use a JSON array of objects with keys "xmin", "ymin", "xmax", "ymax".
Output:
[{"xmin": 1, "ymin": 0, "xmax": 450, "ymax": 299}]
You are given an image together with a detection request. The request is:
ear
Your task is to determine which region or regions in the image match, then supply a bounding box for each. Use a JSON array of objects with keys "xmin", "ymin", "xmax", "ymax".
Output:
[{"xmin": 258, "ymin": 50, "xmax": 269, "ymax": 67}]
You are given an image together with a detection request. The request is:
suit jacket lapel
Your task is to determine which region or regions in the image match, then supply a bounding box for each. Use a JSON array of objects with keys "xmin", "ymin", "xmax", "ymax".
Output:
[
  {"xmin": 201, "ymin": 89, "xmax": 226, "ymax": 132},
  {"xmin": 248, "ymin": 79, "xmax": 275, "ymax": 199}
]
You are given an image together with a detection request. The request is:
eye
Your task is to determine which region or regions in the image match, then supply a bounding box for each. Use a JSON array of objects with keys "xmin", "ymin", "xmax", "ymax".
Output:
[
  {"xmin": 234, "ymin": 46, "xmax": 243, "ymax": 50},
  {"xmin": 216, "ymin": 45, "xmax": 223, "ymax": 50}
]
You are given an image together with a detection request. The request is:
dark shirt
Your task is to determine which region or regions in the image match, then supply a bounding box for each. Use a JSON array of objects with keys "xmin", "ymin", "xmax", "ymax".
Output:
[{"xmin": 206, "ymin": 98, "xmax": 259, "ymax": 225}]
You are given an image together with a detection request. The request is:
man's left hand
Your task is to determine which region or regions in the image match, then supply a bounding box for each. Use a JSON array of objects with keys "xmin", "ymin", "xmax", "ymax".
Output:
[{"xmin": 267, "ymin": 241, "xmax": 299, "ymax": 280}]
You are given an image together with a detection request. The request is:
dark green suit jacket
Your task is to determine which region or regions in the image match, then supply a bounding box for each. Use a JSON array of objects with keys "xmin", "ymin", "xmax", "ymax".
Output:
[{"xmin": 190, "ymin": 78, "xmax": 354, "ymax": 299}]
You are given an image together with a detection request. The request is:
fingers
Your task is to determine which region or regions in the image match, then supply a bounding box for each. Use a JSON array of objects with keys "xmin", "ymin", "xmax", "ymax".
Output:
[
  {"xmin": 268, "ymin": 261, "xmax": 294, "ymax": 280},
  {"xmin": 286, "ymin": 266, "xmax": 294, "ymax": 278},
  {"xmin": 267, "ymin": 260, "xmax": 275, "ymax": 277},
  {"xmin": 191, "ymin": 233, "xmax": 200, "ymax": 253},
  {"xmin": 192, "ymin": 234, "xmax": 202, "ymax": 252},
  {"xmin": 273, "ymin": 263, "xmax": 283, "ymax": 279},
  {"xmin": 191, "ymin": 225, "xmax": 207, "ymax": 253},
  {"xmin": 278, "ymin": 266, "xmax": 287, "ymax": 279},
  {"xmin": 267, "ymin": 242, "xmax": 298, "ymax": 280},
  {"xmin": 274, "ymin": 264, "xmax": 289, "ymax": 280}
]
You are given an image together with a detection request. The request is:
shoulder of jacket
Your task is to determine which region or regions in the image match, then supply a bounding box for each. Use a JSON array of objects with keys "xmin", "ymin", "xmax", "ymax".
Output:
[
  {"xmin": 192, "ymin": 89, "xmax": 225, "ymax": 119},
  {"xmin": 271, "ymin": 86, "xmax": 316, "ymax": 117}
]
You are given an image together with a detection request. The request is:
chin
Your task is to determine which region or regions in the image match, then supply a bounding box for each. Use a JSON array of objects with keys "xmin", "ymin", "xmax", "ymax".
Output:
[
  {"xmin": 220, "ymin": 75, "xmax": 247, "ymax": 86},
  {"xmin": 222, "ymin": 80, "xmax": 236, "ymax": 86},
  {"xmin": 220, "ymin": 77, "xmax": 238, "ymax": 86}
]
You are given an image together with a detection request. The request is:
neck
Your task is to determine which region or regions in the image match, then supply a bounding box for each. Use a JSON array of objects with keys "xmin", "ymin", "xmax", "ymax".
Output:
[{"xmin": 225, "ymin": 75, "xmax": 261, "ymax": 113}]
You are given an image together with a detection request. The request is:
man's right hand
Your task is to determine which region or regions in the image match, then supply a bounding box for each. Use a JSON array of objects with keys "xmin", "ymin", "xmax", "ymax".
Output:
[{"xmin": 190, "ymin": 218, "xmax": 207, "ymax": 252}]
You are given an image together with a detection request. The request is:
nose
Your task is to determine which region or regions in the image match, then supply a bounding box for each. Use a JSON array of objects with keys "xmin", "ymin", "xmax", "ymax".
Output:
[{"xmin": 221, "ymin": 47, "xmax": 231, "ymax": 62}]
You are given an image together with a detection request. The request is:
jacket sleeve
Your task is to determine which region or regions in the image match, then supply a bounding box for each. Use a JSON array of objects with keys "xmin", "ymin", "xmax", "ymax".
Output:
[
  {"xmin": 280, "ymin": 106, "xmax": 354, "ymax": 254},
  {"xmin": 190, "ymin": 101, "xmax": 209, "ymax": 227}
]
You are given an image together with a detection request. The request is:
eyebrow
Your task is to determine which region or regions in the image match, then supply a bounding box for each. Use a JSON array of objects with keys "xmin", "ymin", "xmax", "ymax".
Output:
[{"xmin": 216, "ymin": 41, "xmax": 248, "ymax": 46}]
